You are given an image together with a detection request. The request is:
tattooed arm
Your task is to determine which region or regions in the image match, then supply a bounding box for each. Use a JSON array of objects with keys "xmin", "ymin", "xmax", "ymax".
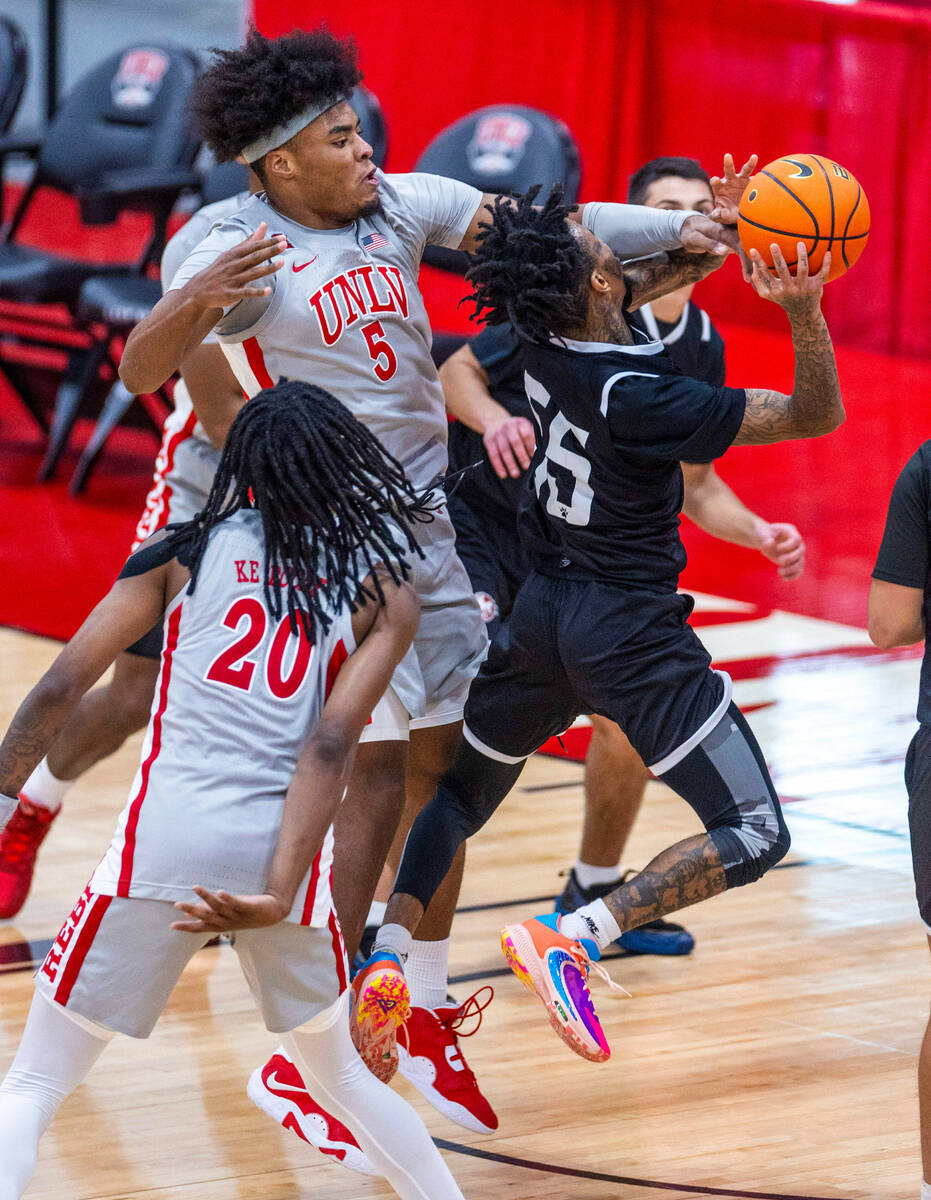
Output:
[
  {"xmin": 733, "ymin": 243, "xmax": 843, "ymax": 445},
  {"xmin": 624, "ymin": 233, "xmax": 737, "ymax": 311},
  {"xmin": 0, "ymin": 563, "xmax": 174, "ymax": 803}
]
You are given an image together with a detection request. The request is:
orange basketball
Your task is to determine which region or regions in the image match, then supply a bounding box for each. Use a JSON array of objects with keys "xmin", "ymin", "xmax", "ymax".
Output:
[{"xmin": 737, "ymin": 153, "xmax": 870, "ymax": 282}]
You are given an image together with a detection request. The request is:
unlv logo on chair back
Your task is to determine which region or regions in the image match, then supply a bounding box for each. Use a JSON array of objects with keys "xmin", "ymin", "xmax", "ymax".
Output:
[{"xmin": 111, "ymin": 49, "xmax": 170, "ymax": 110}]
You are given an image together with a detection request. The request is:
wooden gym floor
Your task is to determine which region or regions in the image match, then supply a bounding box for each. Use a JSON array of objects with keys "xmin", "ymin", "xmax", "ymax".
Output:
[{"xmin": 0, "ymin": 586, "xmax": 926, "ymax": 1200}]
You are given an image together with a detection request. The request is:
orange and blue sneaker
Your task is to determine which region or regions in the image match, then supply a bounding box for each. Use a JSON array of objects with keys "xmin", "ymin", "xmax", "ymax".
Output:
[
  {"xmin": 501, "ymin": 912, "xmax": 626, "ymax": 1063},
  {"xmin": 350, "ymin": 948, "xmax": 411, "ymax": 1083}
]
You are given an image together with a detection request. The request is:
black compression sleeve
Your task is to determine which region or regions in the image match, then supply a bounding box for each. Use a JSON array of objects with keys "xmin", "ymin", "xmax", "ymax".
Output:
[{"xmin": 392, "ymin": 740, "xmax": 525, "ymax": 909}]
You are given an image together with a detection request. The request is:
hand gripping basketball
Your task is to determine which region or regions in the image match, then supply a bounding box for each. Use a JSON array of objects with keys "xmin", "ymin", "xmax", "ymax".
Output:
[{"xmin": 748, "ymin": 242, "xmax": 830, "ymax": 315}]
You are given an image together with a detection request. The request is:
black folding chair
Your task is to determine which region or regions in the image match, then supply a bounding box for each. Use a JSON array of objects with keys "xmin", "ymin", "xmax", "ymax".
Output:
[
  {"xmin": 0, "ymin": 43, "xmax": 202, "ymax": 474},
  {"xmin": 415, "ymin": 104, "xmax": 581, "ymax": 275},
  {"xmin": 68, "ymin": 161, "xmax": 252, "ymax": 494}
]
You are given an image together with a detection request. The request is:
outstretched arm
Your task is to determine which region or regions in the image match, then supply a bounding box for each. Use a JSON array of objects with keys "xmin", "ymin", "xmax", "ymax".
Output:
[
  {"xmin": 0, "ymin": 563, "xmax": 172, "ymax": 812},
  {"xmin": 732, "ymin": 244, "xmax": 843, "ymax": 446},
  {"xmin": 681, "ymin": 463, "xmax": 805, "ymax": 579},
  {"xmin": 458, "ymin": 192, "xmax": 736, "ymax": 258},
  {"xmin": 172, "ymin": 576, "xmax": 421, "ymax": 932}
]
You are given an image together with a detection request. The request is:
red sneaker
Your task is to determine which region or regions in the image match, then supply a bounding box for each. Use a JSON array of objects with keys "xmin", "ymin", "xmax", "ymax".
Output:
[
  {"xmin": 397, "ymin": 988, "xmax": 498, "ymax": 1133},
  {"xmin": 246, "ymin": 1050, "xmax": 377, "ymax": 1176},
  {"xmin": 0, "ymin": 797, "xmax": 59, "ymax": 918}
]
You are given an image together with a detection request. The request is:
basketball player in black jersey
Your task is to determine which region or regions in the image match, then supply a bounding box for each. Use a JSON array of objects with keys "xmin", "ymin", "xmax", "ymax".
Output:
[
  {"xmin": 362, "ymin": 185, "xmax": 842, "ymax": 1064},
  {"xmin": 440, "ymin": 157, "xmax": 805, "ymax": 958}
]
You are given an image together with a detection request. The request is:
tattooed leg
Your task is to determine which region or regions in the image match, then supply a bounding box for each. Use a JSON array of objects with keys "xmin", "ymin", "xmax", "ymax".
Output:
[{"xmin": 601, "ymin": 834, "xmax": 726, "ymax": 933}]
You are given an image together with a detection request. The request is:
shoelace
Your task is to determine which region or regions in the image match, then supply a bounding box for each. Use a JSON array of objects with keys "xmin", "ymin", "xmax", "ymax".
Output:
[
  {"xmin": 438, "ymin": 986, "xmax": 494, "ymax": 1039},
  {"xmin": 567, "ymin": 942, "xmax": 631, "ymax": 1000}
]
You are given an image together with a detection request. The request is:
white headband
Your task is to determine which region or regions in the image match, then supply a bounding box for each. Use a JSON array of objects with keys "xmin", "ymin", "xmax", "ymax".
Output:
[{"xmin": 240, "ymin": 93, "xmax": 349, "ymax": 163}]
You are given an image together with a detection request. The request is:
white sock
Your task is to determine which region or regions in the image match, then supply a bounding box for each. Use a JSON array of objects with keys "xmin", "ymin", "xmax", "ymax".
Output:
[
  {"xmin": 921, "ymin": 1180, "xmax": 931, "ymax": 1200},
  {"xmin": 365, "ymin": 899, "xmax": 387, "ymax": 928},
  {"xmin": 20, "ymin": 759, "xmax": 71, "ymax": 814},
  {"xmin": 405, "ymin": 937, "xmax": 450, "ymax": 1010},
  {"xmin": 574, "ymin": 860, "xmax": 622, "ymax": 890},
  {"xmin": 558, "ymin": 899, "xmax": 622, "ymax": 951},
  {"xmin": 371, "ymin": 922, "xmax": 412, "ymax": 962}
]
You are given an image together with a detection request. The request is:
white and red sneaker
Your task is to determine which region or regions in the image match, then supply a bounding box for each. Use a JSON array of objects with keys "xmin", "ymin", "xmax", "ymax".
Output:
[
  {"xmin": 397, "ymin": 988, "xmax": 498, "ymax": 1133},
  {"xmin": 247, "ymin": 1050, "xmax": 377, "ymax": 1176}
]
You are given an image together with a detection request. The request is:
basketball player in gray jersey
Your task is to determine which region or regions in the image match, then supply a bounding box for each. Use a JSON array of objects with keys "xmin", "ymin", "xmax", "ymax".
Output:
[
  {"xmin": 0, "ymin": 187, "xmax": 256, "ymax": 922},
  {"xmin": 119, "ymin": 24, "xmax": 744, "ymax": 1153},
  {"xmin": 0, "ymin": 383, "xmax": 471, "ymax": 1200}
]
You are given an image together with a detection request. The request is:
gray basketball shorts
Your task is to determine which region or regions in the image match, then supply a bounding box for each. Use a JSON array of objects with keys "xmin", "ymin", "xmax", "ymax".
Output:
[
  {"xmin": 403, "ymin": 501, "xmax": 488, "ymax": 730},
  {"xmin": 35, "ymin": 885, "xmax": 348, "ymax": 1039}
]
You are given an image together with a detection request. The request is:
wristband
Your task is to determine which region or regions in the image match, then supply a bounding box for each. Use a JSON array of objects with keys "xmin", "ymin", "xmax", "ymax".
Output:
[{"xmin": 581, "ymin": 202, "xmax": 696, "ymax": 258}]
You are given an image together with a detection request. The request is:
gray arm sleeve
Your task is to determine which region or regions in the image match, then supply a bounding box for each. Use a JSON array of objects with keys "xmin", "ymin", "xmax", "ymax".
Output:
[{"xmin": 581, "ymin": 202, "xmax": 694, "ymax": 257}]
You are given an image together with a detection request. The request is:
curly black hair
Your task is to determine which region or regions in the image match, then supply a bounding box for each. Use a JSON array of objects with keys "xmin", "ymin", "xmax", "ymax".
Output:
[
  {"xmin": 191, "ymin": 26, "xmax": 362, "ymax": 166},
  {"xmin": 166, "ymin": 381, "xmax": 426, "ymax": 643},
  {"xmin": 465, "ymin": 186, "xmax": 597, "ymax": 345}
]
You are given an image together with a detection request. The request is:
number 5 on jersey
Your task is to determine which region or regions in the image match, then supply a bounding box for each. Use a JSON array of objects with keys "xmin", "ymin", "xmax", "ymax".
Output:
[
  {"xmin": 525, "ymin": 374, "xmax": 594, "ymax": 527},
  {"xmin": 362, "ymin": 320, "xmax": 398, "ymax": 381}
]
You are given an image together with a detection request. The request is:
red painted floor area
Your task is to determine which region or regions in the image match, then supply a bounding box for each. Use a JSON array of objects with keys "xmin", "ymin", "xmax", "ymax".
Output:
[{"xmin": 2, "ymin": 318, "xmax": 930, "ymax": 643}]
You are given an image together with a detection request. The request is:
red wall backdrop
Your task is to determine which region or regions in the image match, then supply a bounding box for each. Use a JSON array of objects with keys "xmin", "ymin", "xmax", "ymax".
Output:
[{"xmin": 252, "ymin": 0, "xmax": 931, "ymax": 356}]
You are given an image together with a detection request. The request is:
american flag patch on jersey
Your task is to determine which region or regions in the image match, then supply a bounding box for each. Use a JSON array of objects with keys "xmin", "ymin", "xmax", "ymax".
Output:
[{"xmin": 361, "ymin": 232, "xmax": 389, "ymax": 251}]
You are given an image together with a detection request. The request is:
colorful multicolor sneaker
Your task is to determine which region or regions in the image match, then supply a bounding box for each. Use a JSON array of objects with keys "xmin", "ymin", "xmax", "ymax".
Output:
[
  {"xmin": 247, "ymin": 1050, "xmax": 377, "ymax": 1175},
  {"xmin": 397, "ymin": 988, "xmax": 498, "ymax": 1133},
  {"xmin": 0, "ymin": 797, "xmax": 59, "ymax": 919},
  {"xmin": 501, "ymin": 912, "xmax": 625, "ymax": 1063},
  {"xmin": 350, "ymin": 949, "xmax": 411, "ymax": 1083},
  {"xmin": 555, "ymin": 868, "xmax": 695, "ymax": 956}
]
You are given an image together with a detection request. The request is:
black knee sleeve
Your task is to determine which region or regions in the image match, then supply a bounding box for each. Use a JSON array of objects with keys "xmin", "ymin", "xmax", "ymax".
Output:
[
  {"xmin": 392, "ymin": 740, "xmax": 525, "ymax": 910},
  {"xmin": 660, "ymin": 702, "xmax": 790, "ymax": 890}
]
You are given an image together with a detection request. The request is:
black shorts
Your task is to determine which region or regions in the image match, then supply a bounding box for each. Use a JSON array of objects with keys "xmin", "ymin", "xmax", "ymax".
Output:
[
  {"xmin": 463, "ymin": 568, "xmax": 728, "ymax": 771},
  {"xmin": 905, "ymin": 724, "xmax": 931, "ymax": 931},
  {"xmin": 447, "ymin": 494, "xmax": 531, "ymax": 634},
  {"xmin": 125, "ymin": 620, "xmax": 163, "ymax": 660}
]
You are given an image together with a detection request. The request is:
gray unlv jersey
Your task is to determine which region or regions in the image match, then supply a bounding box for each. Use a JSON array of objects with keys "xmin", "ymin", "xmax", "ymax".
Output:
[
  {"xmin": 159, "ymin": 189, "xmax": 252, "ymax": 448},
  {"xmin": 91, "ymin": 511, "xmax": 355, "ymax": 927},
  {"xmin": 169, "ymin": 171, "xmax": 482, "ymax": 488}
]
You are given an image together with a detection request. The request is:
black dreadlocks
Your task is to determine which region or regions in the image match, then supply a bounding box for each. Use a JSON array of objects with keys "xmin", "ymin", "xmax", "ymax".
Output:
[
  {"xmin": 191, "ymin": 27, "xmax": 362, "ymax": 167},
  {"xmin": 166, "ymin": 382, "xmax": 426, "ymax": 642},
  {"xmin": 465, "ymin": 185, "xmax": 597, "ymax": 345}
]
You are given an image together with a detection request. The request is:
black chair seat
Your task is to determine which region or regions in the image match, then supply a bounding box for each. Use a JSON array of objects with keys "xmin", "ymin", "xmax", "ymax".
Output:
[
  {"xmin": 77, "ymin": 272, "xmax": 162, "ymax": 326},
  {"xmin": 0, "ymin": 243, "xmax": 128, "ymax": 304}
]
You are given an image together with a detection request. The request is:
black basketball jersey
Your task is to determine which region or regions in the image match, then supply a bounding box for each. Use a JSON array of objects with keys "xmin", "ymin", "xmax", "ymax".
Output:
[
  {"xmin": 447, "ymin": 323, "xmax": 528, "ymax": 520},
  {"xmin": 517, "ymin": 335, "xmax": 746, "ymax": 589},
  {"xmin": 629, "ymin": 301, "xmax": 726, "ymax": 387}
]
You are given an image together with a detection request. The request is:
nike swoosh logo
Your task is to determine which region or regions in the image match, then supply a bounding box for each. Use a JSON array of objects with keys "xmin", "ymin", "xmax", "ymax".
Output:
[
  {"xmin": 265, "ymin": 1069, "xmax": 310, "ymax": 1097},
  {"xmin": 292, "ymin": 257, "xmax": 318, "ymax": 272}
]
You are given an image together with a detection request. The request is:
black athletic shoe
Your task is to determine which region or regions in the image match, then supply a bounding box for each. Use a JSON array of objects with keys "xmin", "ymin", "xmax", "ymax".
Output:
[{"xmin": 554, "ymin": 868, "xmax": 695, "ymax": 956}]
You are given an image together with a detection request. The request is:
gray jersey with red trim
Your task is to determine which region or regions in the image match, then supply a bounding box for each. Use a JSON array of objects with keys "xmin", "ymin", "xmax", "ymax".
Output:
[
  {"xmin": 168, "ymin": 171, "xmax": 482, "ymax": 487},
  {"xmin": 158, "ymin": 189, "xmax": 252, "ymax": 447},
  {"xmin": 91, "ymin": 510, "xmax": 356, "ymax": 927}
]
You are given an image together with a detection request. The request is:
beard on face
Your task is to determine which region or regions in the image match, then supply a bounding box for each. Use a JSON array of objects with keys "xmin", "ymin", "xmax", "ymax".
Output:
[{"xmin": 358, "ymin": 195, "xmax": 383, "ymax": 220}]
